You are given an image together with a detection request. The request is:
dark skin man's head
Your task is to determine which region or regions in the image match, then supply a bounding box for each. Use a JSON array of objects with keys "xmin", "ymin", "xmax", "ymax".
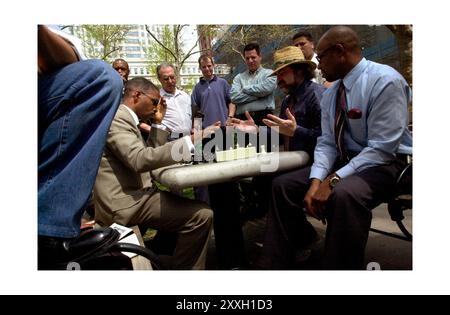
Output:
[{"xmin": 316, "ymin": 26, "xmax": 362, "ymax": 82}]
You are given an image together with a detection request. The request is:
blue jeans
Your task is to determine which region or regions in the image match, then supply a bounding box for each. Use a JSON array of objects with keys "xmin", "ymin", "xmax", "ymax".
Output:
[{"xmin": 38, "ymin": 60, "xmax": 122, "ymax": 238}]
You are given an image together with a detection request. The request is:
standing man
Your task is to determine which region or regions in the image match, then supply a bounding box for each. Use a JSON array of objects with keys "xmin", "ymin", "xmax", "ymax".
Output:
[
  {"xmin": 292, "ymin": 31, "xmax": 327, "ymax": 86},
  {"xmin": 113, "ymin": 58, "xmax": 152, "ymax": 138},
  {"xmin": 230, "ymin": 43, "xmax": 277, "ymax": 126},
  {"xmin": 112, "ymin": 58, "xmax": 130, "ymax": 84},
  {"xmin": 191, "ymin": 54, "xmax": 241, "ymax": 268},
  {"xmin": 93, "ymin": 77, "xmax": 217, "ymax": 270},
  {"xmin": 156, "ymin": 63, "xmax": 192, "ymax": 138},
  {"xmin": 192, "ymin": 54, "xmax": 236, "ymax": 128},
  {"xmin": 260, "ymin": 26, "xmax": 412, "ymax": 269},
  {"xmin": 191, "ymin": 54, "xmax": 235, "ymax": 202}
]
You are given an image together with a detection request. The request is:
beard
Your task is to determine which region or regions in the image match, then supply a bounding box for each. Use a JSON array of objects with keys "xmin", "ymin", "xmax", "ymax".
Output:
[{"xmin": 278, "ymin": 81, "xmax": 293, "ymax": 94}]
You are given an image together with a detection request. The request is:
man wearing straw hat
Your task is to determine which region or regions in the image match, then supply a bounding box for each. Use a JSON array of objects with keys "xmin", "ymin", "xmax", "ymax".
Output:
[
  {"xmin": 232, "ymin": 45, "xmax": 324, "ymax": 156},
  {"xmin": 231, "ymin": 46, "xmax": 325, "ymax": 234},
  {"xmin": 263, "ymin": 46, "xmax": 325, "ymax": 155}
]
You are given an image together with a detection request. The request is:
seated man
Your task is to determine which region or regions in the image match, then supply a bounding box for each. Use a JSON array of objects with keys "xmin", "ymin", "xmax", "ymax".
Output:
[
  {"xmin": 259, "ymin": 26, "xmax": 412, "ymax": 270},
  {"xmin": 235, "ymin": 45, "xmax": 325, "ymax": 219},
  {"xmin": 38, "ymin": 25, "xmax": 123, "ymax": 269},
  {"xmin": 93, "ymin": 77, "xmax": 217, "ymax": 270}
]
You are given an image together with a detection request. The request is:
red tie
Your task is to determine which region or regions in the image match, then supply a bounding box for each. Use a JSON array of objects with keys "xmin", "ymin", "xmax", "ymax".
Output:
[{"xmin": 335, "ymin": 81, "xmax": 348, "ymax": 162}]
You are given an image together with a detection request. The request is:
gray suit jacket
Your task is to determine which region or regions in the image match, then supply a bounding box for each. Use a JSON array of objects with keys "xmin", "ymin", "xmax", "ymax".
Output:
[{"xmin": 93, "ymin": 104, "xmax": 190, "ymax": 226}]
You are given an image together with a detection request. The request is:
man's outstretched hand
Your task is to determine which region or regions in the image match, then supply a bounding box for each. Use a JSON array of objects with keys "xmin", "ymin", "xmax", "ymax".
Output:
[
  {"xmin": 229, "ymin": 111, "xmax": 258, "ymax": 133},
  {"xmin": 263, "ymin": 108, "xmax": 297, "ymax": 137}
]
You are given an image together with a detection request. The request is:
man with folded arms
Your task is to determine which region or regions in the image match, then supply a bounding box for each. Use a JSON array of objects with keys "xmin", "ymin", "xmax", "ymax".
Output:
[{"xmin": 230, "ymin": 43, "xmax": 277, "ymax": 126}]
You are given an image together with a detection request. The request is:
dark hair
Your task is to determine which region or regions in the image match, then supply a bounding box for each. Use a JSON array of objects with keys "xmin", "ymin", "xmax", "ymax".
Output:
[
  {"xmin": 198, "ymin": 54, "xmax": 214, "ymax": 65},
  {"xmin": 156, "ymin": 63, "xmax": 175, "ymax": 78},
  {"xmin": 292, "ymin": 31, "xmax": 314, "ymax": 43},
  {"xmin": 291, "ymin": 63, "xmax": 315, "ymax": 81},
  {"xmin": 113, "ymin": 58, "xmax": 129, "ymax": 67},
  {"xmin": 243, "ymin": 43, "xmax": 260, "ymax": 55},
  {"xmin": 124, "ymin": 77, "xmax": 158, "ymax": 97}
]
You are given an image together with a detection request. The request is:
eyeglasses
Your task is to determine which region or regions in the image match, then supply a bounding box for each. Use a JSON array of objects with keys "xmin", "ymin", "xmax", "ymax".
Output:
[
  {"xmin": 160, "ymin": 75, "xmax": 176, "ymax": 82},
  {"xmin": 316, "ymin": 44, "xmax": 339, "ymax": 63},
  {"xmin": 138, "ymin": 90, "xmax": 161, "ymax": 106}
]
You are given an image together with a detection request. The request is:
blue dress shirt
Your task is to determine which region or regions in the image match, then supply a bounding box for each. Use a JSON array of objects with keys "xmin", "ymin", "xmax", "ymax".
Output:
[{"xmin": 310, "ymin": 58, "xmax": 413, "ymax": 181}]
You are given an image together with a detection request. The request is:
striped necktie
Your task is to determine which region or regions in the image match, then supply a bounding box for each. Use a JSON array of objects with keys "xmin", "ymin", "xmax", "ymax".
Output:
[{"xmin": 335, "ymin": 81, "xmax": 349, "ymax": 162}]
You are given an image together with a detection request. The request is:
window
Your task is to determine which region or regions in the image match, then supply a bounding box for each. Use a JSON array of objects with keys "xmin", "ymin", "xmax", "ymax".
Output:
[
  {"xmin": 124, "ymin": 46, "xmax": 140, "ymax": 51},
  {"xmin": 125, "ymin": 53, "xmax": 142, "ymax": 58},
  {"xmin": 126, "ymin": 39, "xmax": 139, "ymax": 44}
]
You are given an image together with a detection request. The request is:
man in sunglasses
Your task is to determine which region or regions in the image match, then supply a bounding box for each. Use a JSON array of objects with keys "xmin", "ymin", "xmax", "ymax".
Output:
[
  {"xmin": 260, "ymin": 26, "xmax": 412, "ymax": 270},
  {"xmin": 93, "ymin": 77, "xmax": 219, "ymax": 269}
]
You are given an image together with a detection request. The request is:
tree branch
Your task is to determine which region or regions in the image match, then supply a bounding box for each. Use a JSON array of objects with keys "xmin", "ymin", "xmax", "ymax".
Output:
[
  {"xmin": 183, "ymin": 37, "xmax": 201, "ymax": 59},
  {"xmin": 181, "ymin": 47, "xmax": 212, "ymax": 65},
  {"xmin": 102, "ymin": 47, "xmax": 120, "ymax": 61},
  {"xmin": 145, "ymin": 25, "xmax": 177, "ymax": 61},
  {"xmin": 231, "ymin": 45, "xmax": 245, "ymax": 62}
]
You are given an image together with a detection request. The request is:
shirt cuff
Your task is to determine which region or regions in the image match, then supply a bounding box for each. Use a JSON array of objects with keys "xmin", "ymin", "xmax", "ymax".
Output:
[
  {"xmin": 309, "ymin": 166, "xmax": 329, "ymax": 182},
  {"xmin": 294, "ymin": 125, "xmax": 309, "ymax": 138},
  {"xmin": 335, "ymin": 163, "xmax": 356, "ymax": 179},
  {"xmin": 182, "ymin": 135, "xmax": 195, "ymax": 153},
  {"xmin": 151, "ymin": 123, "xmax": 168, "ymax": 131}
]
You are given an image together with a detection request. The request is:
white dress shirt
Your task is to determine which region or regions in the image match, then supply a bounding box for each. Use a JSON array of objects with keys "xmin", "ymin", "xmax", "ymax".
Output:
[
  {"xmin": 311, "ymin": 53, "xmax": 325, "ymax": 85},
  {"xmin": 160, "ymin": 88, "xmax": 192, "ymax": 134}
]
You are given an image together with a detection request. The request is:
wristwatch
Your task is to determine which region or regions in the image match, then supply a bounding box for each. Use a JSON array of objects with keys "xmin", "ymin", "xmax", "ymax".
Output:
[{"xmin": 329, "ymin": 175, "xmax": 340, "ymax": 188}]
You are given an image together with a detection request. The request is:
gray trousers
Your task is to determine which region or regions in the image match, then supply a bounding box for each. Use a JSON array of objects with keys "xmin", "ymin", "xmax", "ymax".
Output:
[{"xmin": 260, "ymin": 159, "xmax": 404, "ymax": 270}]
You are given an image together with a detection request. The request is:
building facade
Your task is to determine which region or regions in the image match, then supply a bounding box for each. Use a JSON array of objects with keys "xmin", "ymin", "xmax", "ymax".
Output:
[{"xmin": 64, "ymin": 24, "xmax": 232, "ymax": 92}]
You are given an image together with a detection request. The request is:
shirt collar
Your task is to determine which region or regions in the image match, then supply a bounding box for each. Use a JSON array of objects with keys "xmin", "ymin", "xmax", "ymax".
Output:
[
  {"xmin": 122, "ymin": 104, "xmax": 140, "ymax": 126},
  {"xmin": 160, "ymin": 88, "xmax": 182, "ymax": 97},
  {"xmin": 248, "ymin": 66, "xmax": 262, "ymax": 75},
  {"xmin": 200, "ymin": 75, "xmax": 217, "ymax": 83},
  {"xmin": 294, "ymin": 79, "xmax": 310, "ymax": 95},
  {"xmin": 289, "ymin": 79, "xmax": 311, "ymax": 103},
  {"xmin": 342, "ymin": 57, "xmax": 368, "ymax": 90},
  {"xmin": 311, "ymin": 53, "xmax": 319, "ymax": 66}
]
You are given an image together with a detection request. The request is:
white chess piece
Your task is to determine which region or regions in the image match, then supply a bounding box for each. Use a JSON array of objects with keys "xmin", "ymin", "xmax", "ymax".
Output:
[{"xmin": 260, "ymin": 145, "xmax": 266, "ymax": 154}]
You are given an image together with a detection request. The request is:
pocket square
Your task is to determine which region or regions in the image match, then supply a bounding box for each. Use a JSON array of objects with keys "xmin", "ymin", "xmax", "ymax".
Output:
[{"xmin": 347, "ymin": 108, "xmax": 362, "ymax": 119}]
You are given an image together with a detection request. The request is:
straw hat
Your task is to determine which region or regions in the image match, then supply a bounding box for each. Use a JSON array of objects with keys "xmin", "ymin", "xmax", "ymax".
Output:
[{"xmin": 269, "ymin": 46, "xmax": 317, "ymax": 76}]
